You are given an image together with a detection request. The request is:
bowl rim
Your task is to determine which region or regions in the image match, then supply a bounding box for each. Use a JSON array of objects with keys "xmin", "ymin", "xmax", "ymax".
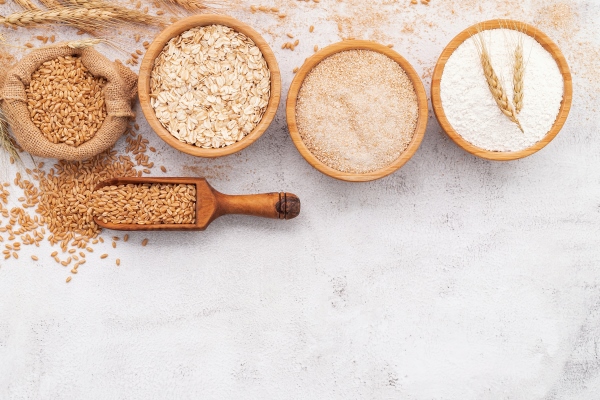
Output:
[
  {"xmin": 286, "ymin": 40, "xmax": 429, "ymax": 182},
  {"xmin": 430, "ymin": 19, "xmax": 573, "ymax": 161},
  {"xmin": 138, "ymin": 14, "xmax": 281, "ymax": 158}
]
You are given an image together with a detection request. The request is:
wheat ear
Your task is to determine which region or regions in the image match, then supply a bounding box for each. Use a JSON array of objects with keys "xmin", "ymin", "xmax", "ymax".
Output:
[
  {"xmin": 0, "ymin": 112, "xmax": 21, "ymax": 164},
  {"xmin": 473, "ymin": 32, "xmax": 524, "ymax": 133},
  {"xmin": 0, "ymin": 7, "xmax": 165, "ymax": 28},
  {"xmin": 14, "ymin": 0, "xmax": 38, "ymax": 10},
  {"xmin": 158, "ymin": 0, "xmax": 213, "ymax": 12},
  {"xmin": 65, "ymin": 0, "xmax": 169, "ymax": 26},
  {"xmin": 512, "ymin": 40, "xmax": 524, "ymax": 114},
  {"xmin": 39, "ymin": 0, "xmax": 63, "ymax": 8},
  {"xmin": 43, "ymin": 38, "xmax": 103, "ymax": 49},
  {"xmin": 0, "ymin": 8, "xmax": 112, "ymax": 28}
]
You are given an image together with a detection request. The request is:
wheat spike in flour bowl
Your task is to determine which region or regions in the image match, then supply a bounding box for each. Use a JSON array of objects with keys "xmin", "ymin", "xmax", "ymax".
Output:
[{"xmin": 432, "ymin": 20, "xmax": 572, "ymax": 161}]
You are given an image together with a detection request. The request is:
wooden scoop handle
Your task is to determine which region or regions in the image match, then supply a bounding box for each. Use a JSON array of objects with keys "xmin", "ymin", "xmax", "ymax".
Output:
[{"xmin": 213, "ymin": 191, "xmax": 300, "ymax": 220}]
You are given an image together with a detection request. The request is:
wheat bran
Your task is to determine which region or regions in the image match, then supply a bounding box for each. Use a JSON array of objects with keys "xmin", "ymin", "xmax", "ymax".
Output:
[{"xmin": 296, "ymin": 50, "xmax": 418, "ymax": 174}]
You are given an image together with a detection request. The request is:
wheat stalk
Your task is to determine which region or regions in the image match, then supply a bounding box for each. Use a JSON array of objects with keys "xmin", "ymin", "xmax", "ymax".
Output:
[
  {"xmin": 42, "ymin": 38, "xmax": 104, "ymax": 49},
  {"xmin": 0, "ymin": 112, "xmax": 21, "ymax": 164},
  {"xmin": 513, "ymin": 40, "xmax": 524, "ymax": 114},
  {"xmin": 65, "ymin": 0, "xmax": 169, "ymax": 26},
  {"xmin": 473, "ymin": 30, "xmax": 524, "ymax": 133},
  {"xmin": 14, "ymin": 0, "xmax": 38, "ymax": 10},
  {"xmin": 158, "ymin": 0, "xmax": 212, "ymax": 12},
  {"xmin": 0, "ymin": 8, "xmax": 111, "ymax": 28},
  {"xmin": 66, "ymin": 38, "xmax": 103, "ymax": 48},
  {"xmin": 39, "ymin": 0, "xmax": 63, "ymax": 7},
  {"xmin": 0, "ymin": 7, "xmax": 166, "ymax": 28},
  {"xmin": 0, "ymin": 34, "xmax": 20, "ymax": 163}
]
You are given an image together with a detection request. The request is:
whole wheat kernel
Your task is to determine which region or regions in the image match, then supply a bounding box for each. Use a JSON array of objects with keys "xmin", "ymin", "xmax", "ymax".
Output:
[{"xmin": 26, "ymin": 56, "xmax": 107, "ymax": 147}]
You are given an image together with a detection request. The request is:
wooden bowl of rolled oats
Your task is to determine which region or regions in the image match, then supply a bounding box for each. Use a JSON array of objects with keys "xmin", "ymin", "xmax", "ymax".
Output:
[{"xmin": 139, "ymin": 15, "xmax": 281, "ymax": 157}]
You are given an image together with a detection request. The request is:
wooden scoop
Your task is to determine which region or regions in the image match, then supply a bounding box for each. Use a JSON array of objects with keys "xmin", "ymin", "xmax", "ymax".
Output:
[{"xmin": 93, "ymin": 177, "xmax": 300, "ymax": 231}]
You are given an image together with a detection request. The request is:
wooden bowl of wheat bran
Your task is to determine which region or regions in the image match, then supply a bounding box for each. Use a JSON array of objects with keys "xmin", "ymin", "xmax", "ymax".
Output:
[
  {"xmin": 286, "ymin": 40, "xmax": 428, "ymax": 182},
  {"xmin": 431, "ymin": 19, "xmax": 572, "ymax": 161},
  {"xmin": 139, "ymin": 15, "xmax": 281, "ymax": 158}
]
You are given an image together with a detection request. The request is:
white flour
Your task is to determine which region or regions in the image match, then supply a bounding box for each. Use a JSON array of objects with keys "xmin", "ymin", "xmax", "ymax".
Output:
[{"xmin": 440, "ymin": 29, "xmax": 564, "ymax": 152}]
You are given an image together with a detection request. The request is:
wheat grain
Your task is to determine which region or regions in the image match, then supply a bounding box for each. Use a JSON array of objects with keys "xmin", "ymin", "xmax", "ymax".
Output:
[
  {"xmin": 93, "ymin": 184, "xmax": 196, "ymax": 225},
  {"xmin": 473, "ymin": 32, "xmax": 523, "ymax": 132},
  {"xmin": 26, "ymin": 55, "xmax": 107, "ymax": 147}
]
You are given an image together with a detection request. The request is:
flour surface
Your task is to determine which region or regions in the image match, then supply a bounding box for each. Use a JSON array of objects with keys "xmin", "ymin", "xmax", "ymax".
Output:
[{"xmin": 441, "ymin": 29, "xmax": 564, "ymax": 152}]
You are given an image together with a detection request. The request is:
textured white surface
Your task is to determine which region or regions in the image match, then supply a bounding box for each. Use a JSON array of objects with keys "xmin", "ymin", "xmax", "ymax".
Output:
[
  {"xmin": 1, "ymin": 0, "xmax": 600, "ymax": 399},
  {"xmin": 441, "ymin": 29, "xmax": 564, "ymax": 151}
]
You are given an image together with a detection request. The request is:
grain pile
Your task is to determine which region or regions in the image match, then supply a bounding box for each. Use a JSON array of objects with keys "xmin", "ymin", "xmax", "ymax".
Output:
[
  {"xmin": 150, "ymin": 24, "xmax": 271, "ymax": 149},
  {"xmin": 26, "ymin": 55, "xmax": 107, "ymax": 147},
  {"xmin": 0, "ymin": 121, "xmax": 154, "ymax": 281},
  {"xmin": 93, "ymin": 183, "xmax": 196, "ymax": 225},
  {"xmin": 295, "ymin": 50, "xmax": 418, "ymax": 174}
]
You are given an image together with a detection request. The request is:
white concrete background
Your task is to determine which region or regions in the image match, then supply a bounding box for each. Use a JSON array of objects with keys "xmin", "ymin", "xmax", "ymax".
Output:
[{"xmin": 1, "ymin": 0, "xmax": 599, "ymax": 399}]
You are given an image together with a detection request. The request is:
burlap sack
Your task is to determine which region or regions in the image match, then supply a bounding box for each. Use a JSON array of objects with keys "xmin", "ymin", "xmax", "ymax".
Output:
[{"xmin": 0, "ymin": 44, "xmax": 137, "ymax": 161}]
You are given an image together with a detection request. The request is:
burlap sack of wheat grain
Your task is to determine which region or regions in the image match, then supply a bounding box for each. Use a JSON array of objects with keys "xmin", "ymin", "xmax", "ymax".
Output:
[{"xmin": 0, "ymin": 44, "xmax": 137, "ymax": 161}]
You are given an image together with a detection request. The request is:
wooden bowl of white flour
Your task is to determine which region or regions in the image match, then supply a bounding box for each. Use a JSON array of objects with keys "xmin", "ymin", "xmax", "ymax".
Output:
[{"xmin": 431, "ymin": 20, "xmax": 572, "ymax": 161}]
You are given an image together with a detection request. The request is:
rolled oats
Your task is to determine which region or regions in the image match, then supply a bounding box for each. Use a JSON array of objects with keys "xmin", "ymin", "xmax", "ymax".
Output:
[{"xmin": 150, "ymin": 25, "xmax": 271, "ymax": 149}]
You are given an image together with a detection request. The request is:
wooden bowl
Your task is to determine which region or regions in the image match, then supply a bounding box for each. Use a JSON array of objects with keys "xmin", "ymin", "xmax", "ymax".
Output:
[
  {"xmin": 286, "ymin": 40, "xmax": 428, "ymax": 182},
  {"xmin": 138, "ymin": 15, "xmax": 281, "ymax": 158},
  {"xmin": 431, "ymin": 19, "xmax": 573, "ymax": 161}
]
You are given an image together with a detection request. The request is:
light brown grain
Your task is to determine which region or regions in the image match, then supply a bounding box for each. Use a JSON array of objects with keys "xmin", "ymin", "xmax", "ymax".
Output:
[
  {"xmin": 93, "ymin": 184, "xmax": 196, "ymax": 225},
  {"xmin": 26, "ymin": 55, "xmax": 107, "ymax": 147}
]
